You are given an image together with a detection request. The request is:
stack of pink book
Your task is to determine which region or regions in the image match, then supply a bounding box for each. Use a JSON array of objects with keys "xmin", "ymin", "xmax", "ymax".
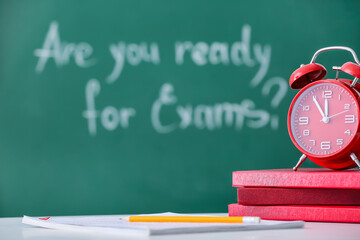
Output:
[{"xmin": 229, "ymin": 168, "xmax": 360, "ymax": 223}]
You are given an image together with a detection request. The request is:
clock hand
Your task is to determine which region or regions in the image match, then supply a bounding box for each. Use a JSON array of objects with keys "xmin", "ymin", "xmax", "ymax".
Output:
[
  {"xmin": 313, "ymin": 96, "xmax": 326, "ymax": 118},
  {"xmin": 325, "ymin": 99, "xmax": 329, "ymax": 117},
  {"xmin": 327, "ymin": 109, "xmax": 350, "ymax": 119},
  {"xmin": 320, "ymin": 109, "xmax": 349, "ymax": 121}
]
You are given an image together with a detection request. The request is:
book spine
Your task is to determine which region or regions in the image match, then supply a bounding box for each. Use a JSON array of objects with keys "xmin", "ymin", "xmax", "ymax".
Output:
[
  {"xmin": 237, "ymin": 188, "xmax": 360, "ymax": 206},
  {"xmin": 232, "ymin": 170, "xmax": 360, "ymax": 189},
  {"xmin": 228, "ymin": 204, "xmax": 360, "ymax": 223}
]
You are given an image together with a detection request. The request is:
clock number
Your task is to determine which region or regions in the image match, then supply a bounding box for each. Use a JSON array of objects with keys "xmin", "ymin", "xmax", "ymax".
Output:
[
  {"xmin": 337, "ymin": 139, "xmax": 344, "ymax": 145},
  {"xmin": 321, "ymin": 141, "xmax": 331, "ymax": 150},
  {"xmin": 303, "ymin": 105, "xmax": 310, "ymax": 111},
  {"xmin": 344, "ymin": 103, "xmax": 350, "ymax": 110},
  {"xmin": 345, "ymin": 115, "xmax": 355, "ymax": 124},
  {"xmin": 299, "ymin": 117, "xmax": 309, "ymax": 125},
  {"xmin": 345, "ymin": 129, "xmax": 351, "ymax": 135},
  {"xmin": 322, "ymin": 90, "xmax": 332, "ymax": 98},
  {"xmin": 303, "ymin": 130, "xmax": 310, "ymax": 136},
  {"xmin": 309, "ymin": 140, "xmax": 316, "ymax": 146}
]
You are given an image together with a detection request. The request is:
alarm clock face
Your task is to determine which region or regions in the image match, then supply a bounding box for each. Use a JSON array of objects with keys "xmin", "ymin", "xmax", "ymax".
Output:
[{"xmin": 289, "ymin": 81, "xmax": 360, "ymax": 157}]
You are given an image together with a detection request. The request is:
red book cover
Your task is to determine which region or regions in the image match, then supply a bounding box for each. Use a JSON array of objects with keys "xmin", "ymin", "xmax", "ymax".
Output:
[
  {"xmin": 237, "ymin": 187, "xmax": 360, "ymax": 206},
  {"xmin": 233, "ymin": 168, "xmax": 360, "ymax": 189},
  {"xmin": 228, "ymin": 204, "xmax": 360, "ymax": 223}
]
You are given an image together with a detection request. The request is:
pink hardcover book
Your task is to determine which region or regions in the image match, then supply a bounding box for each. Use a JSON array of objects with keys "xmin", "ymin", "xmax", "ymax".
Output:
[
  {"xmin": 233, "ymin": 168, "xmax": 360, "ymax": 189},
  {"xmin": 229, "ymin": 204, "xmax": 360, "ymax": 223}
]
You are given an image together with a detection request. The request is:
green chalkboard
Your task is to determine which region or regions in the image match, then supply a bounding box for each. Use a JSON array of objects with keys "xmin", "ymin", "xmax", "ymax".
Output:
[{"xmin": 0, "ymin": 0, "xmax": 360, "ymax": 217}]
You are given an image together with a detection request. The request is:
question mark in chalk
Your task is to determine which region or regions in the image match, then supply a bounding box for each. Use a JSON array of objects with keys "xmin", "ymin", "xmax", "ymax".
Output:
[
  {"xmin": 261, "ymin": 77, "xmax": 288, "ymax": 130},
  {"xmin": 261, "ymin": 77, "xmax": 288, "ymax": 109}
]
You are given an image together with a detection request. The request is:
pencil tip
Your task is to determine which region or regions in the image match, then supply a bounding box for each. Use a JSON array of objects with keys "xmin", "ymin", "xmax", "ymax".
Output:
[{"xmin": 243, "ymin": 217, "xmax": 261, "ymax": 223}]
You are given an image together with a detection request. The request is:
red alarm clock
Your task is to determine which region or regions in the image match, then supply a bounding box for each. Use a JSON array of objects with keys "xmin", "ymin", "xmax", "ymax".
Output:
[{"xmin": 288, "ymin": 46, "xmax": 360, "ymax": 171}]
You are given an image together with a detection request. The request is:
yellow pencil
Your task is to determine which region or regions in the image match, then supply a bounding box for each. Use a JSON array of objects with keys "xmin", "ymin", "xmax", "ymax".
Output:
[{"xmin": 121, "ymin": 216, "xmax": 261, "ymax": 223}]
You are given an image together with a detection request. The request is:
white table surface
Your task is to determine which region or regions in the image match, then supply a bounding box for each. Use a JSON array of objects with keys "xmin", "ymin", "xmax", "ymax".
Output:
[{"xmin": 1, "ymin": 215, "xmax": 360, "ymax": 240}]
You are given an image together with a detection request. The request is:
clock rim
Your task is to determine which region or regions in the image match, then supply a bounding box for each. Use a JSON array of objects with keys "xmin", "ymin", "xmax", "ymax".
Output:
[{"xmin": 288, "ymin": 79, "xmax": 360, "ymax": 161}]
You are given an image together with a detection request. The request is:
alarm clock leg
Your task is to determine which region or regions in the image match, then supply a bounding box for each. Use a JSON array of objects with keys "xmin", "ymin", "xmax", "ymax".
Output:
[
  {"xmin": 350, "ymin": 153, "xmax": 360, "ymax": 169},
  {"xmin": 293, "ymin": 154, "xmax": 307, "ymax": 171},
  {"xmin": 350, "ymin": 77, "xmax": 359, "ymax": 88}
]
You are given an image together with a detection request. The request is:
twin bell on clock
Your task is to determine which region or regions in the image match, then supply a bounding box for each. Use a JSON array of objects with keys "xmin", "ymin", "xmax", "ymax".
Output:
[{"xmin": 288, "ymin": 46, "xmax": 360, "ymax": 171}]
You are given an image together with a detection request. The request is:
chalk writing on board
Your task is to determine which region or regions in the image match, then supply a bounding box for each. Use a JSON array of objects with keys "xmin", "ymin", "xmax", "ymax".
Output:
[
  {"xmin": 82, "ymin": 79, "xmax": 136, "ymax": 136},
  {"xmin": 107, "ymin": 42, "xmax": 160, "ymax": 83},
  {"xmin": 34, "ymin": 21, "xmax": 288, "ymax": 137},
  {"xmin": 82, "ymin": 79, "xmax": 281, "ymax": 135},
  {"xmin": 175, "ymin": 25, "xmax": 271, "ymax": 88},
  {"xmin": 261, "ymin": 77, "xmax": 288, "ymax": 108},
  {"xmin": 151, "ymin": 83, "xmax": 272, "ymax": 134},
  {"xmin": 34, "ymin": 22, "xmax": 96, "ymax": 72},
  {"xmin": 34, "ymin": 21, "xmax": 160, "ymax": 84}
]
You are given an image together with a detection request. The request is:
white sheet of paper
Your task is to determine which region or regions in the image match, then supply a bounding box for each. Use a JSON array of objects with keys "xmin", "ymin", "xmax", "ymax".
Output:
[{"xmin": 22, "ymin": 212, "xmax": 305, "ymax": 237}]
